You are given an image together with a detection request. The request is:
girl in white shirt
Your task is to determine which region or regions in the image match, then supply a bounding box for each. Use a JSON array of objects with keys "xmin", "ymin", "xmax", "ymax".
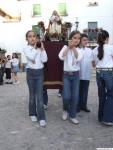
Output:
[
  {"xmin": 92, "ymin": 30, "xmax": 113, "ymax": 126},
  {"xmin": 11, "ymin": 53, "xmax": 20, "ymax": 84},
  {"xmin": 59, "ymin": 31, "xmax": 82, "ymax": 124},
  {"xmin": 24, "ymin": 31, "xmax": 47, "ymax": 127}
]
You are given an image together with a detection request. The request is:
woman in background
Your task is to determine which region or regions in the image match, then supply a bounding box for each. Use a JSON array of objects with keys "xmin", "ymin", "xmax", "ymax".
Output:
[{"xmin": 11, "ymin": 53, "xmax": 20, "ymax": 84}]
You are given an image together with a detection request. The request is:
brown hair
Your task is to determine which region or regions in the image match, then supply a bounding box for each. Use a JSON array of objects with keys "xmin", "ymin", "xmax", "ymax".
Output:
[
  {"xmin": 69, "ymin": 31, "xmax": 81, "ymax": 40},
  {"xmin": 25, "ymin": 30, "xmax": 36, "ymax": 39},
  {"xmin": 97, "ymin": 30, "xmax": 109, "ymax": 60}
]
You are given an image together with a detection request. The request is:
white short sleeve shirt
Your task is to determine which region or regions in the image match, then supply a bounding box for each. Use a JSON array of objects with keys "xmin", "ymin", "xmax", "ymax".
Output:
[
  {"xmin": 92, "ymin": 44, "xmax": 113, "ymax": 68},
  {"xmin": 79, "ymin": 47, "xmax": 93, "ymax": 80}
]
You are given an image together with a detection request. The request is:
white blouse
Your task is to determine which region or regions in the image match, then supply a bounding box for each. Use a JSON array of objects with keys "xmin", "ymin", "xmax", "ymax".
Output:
[
  {"xmin": 79, "ymin": 47, "xmax": 93, "ymax": 80},
  {"xmin": 5, "ymin": 60, "xmax": 12, "ymax": 68},
  {"xmin": 11, "ymin": 58, "xmax": 19, "ymax": 67},
  {"xmin": 23, "ymin": 45, "xmax": 48, "ymax": 69},
  {"xmin": 92, "ymin": 44, "xmax": 113, "ymax": 68},
  {"xmin": 59, "ymin": 45, "xmax": 83, "ymax": 72}
]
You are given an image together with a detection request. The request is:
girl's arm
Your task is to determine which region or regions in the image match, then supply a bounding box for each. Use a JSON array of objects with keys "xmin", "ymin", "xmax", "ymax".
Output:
[
  {"xmin": 62, "ymin": 48, "xmax": 69, "ymax": 58},
  {"xmin": 72, "ymin": 48, "xmax": 78, "ymax": 59},
  {"xmin": 40, "ymin": 42, "xmax": 48, "ymax": 63},
  {"xmin": 40, "ymin": 50, "xmax": 48, "ymax": 63},
  {"xmin": 92, "ymin": 61, "xmax": 96, "ymax": 68},
  {"xmin": 73, "ymin": 49, "xmax": 83, "ymax": 63},
  {"xmin": 91, "ymin": 48, "xmax": 96, "ymax": 68},
  {"xmin": 68, "ymin": 40, "xmax": 78, "ymax": 59},
  {"xmin": 59, "ymin": 45, "xmax": 69, "ymax": 60},
  {"xmin": 23, "ymin": 48, "xmax": 36, "ymax": 64},
  {"xmin": 40, "ymin": 42, "xmax": 45, "ymax": 51}
]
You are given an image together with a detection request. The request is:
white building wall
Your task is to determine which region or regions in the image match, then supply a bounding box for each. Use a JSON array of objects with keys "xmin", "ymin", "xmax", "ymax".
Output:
[{"xmin": 0, "ymin": 0, "xmax": 113, "ymax": 62}]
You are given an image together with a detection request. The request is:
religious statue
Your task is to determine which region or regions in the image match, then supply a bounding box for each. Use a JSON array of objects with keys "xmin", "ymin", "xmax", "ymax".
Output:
[{"xmin": 48, "ymin": 10, "xmax": 62, "ymax": 34}]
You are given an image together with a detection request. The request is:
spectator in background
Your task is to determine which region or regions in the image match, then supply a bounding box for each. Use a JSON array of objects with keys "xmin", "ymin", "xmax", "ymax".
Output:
[
  {"xmin": 11, "ymin": 53, "xmax": 20, "ymax": 85},
  {"xmin": 0, "ymin": 58, "xmax": 5, "ymax": 85},
  {"xmin": 5, "ymin": 55, "xmax": 13, "ymax": 84}
]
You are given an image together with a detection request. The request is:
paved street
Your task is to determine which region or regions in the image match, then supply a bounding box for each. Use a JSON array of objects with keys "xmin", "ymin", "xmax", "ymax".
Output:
[{"xmin": 0, "ymin": 72, "xmax": 113, "ymax": 150}]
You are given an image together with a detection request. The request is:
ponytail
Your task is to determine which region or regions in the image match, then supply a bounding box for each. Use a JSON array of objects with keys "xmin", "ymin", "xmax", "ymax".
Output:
[{"xmin": 97, "ymin": 30, "xmax": 109, "ymax": 60}]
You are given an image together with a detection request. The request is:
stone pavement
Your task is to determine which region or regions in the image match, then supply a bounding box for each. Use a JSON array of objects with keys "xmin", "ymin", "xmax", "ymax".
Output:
[{"xmin": 0, "ymin": 72, "xmax": 113, "ymax": 150}]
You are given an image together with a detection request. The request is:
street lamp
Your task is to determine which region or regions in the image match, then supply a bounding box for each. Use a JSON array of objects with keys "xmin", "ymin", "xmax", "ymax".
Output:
[{"xmin": 75, "ymin": 18, "xmax": 79, "ymax": 31}]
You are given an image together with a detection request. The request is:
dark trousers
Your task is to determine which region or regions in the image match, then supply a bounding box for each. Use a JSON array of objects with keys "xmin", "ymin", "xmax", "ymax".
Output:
[
  {"xmin": 43, "ymin": 88, "xmax": 62, "ymax": 105},
  {"xmin": 96, "ymin": 70, "xmax": 113, "ymax": 123},
  {"xmin": 43, "ymin": 88, "xmax": 48, "ymax": 106},
  {"xmin": 78, "ymin": 80, "xmax": 90, "ymax": 109},
  {"xmin": 5, "ymin": 68, "xmax": 11, "ymax": 79},
  {"xmin": 58, "ymin": 88, "xmax": 63, "ymax": 95},
  {"xmin": 0, "ymin": 68, "xmax": 3, "ymax": 84},
  {"xmin": 27, "ymin": 68, "xmax": 45, "ymax": 121}
]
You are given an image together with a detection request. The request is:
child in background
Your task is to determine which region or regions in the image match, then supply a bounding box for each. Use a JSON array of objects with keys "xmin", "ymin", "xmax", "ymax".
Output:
[
  {"xmin": 59, "ymin": 31, "xmax": 83, "ymax": 124},
  {"xmin": 77, "ymin": 34, "xmax": 93, "ymax": 113},
  {"xmin": 11, "ymin": 53, "xmax": 20, "ymax": 84},
  {"xmin": 5, "ymin": 55, "xmax": 13, "ymax": 84},
  {"xmin": 24, "ymin": 30, "xmax": 47, "ymax": 127},
  {"xmin": 0, "ymin": 58, "xmax": 4, "ymax": 85}
]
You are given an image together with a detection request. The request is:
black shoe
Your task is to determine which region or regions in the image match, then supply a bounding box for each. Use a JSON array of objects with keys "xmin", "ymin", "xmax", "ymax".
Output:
[
  {"xmin": 0, "ymin": 82, "xmax": 3, "ymax": 85},
  {"xmin": 9, "ymin": 82, "xmax": 13, "ymax": 84},
  {"xmin": 77, "ymin": 108, "xmax": 81, "ymax": 113},
  {"xmin": 81, "ymin": 107, "xmax": 91, "ymax": 112}
]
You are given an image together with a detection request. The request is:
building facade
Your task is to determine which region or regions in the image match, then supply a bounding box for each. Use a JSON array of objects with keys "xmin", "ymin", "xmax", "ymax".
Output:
[{"xmin": 0, "ymin": 0, "xmax": 113, "ymax": 63}]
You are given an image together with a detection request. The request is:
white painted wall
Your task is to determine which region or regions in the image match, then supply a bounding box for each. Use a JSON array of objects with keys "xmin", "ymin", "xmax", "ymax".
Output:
[{"xmin": 0, "ymin": 0, "xmax": 113, "ymax": 62}]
